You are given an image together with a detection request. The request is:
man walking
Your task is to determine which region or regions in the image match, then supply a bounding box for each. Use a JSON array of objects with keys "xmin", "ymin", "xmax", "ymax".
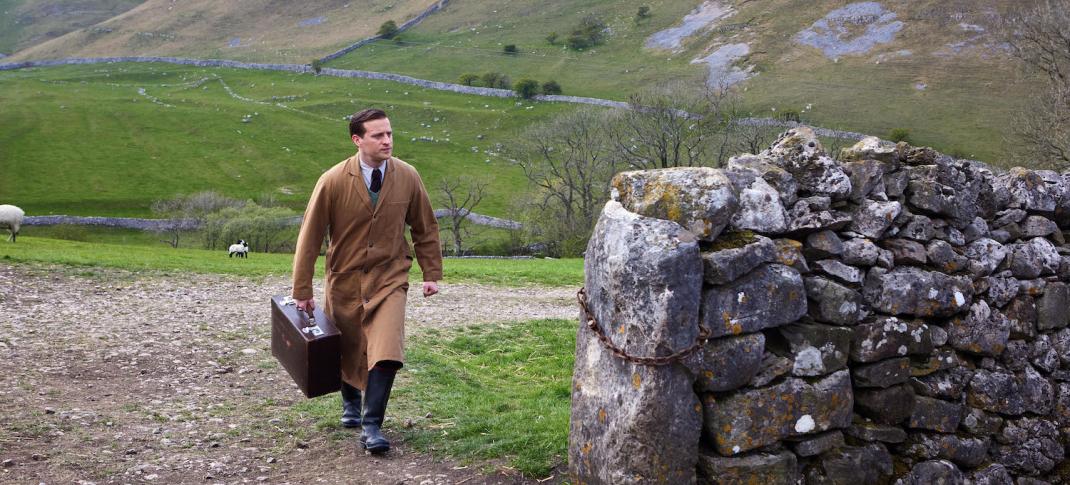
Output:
[{"xmin": 291, "ymin": 108, "xmax": 442, "ymax": 454}]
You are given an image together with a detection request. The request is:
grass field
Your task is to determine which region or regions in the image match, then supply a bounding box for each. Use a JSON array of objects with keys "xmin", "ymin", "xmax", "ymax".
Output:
[
  {"xmin": 0, "ymin": 237, "xmax": 585, "ymax": 287},
  {"xmin": 0, "ymin": 62, "xmax": 573, "ymax": 218},
  {"xmin": 291, "ymin": 318, "xmax": 577, "ymax": 477}
]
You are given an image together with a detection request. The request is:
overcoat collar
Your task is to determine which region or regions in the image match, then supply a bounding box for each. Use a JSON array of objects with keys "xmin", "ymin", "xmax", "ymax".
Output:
[{"xmin": 345, "ymin": 151, "xmax": 397, "ymax": 214}]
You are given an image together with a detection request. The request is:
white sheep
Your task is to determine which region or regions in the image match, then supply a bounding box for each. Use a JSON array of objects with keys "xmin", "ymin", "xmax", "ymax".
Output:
[
  {"xmin": 228, "ymin": 239, "xmax": 249, "ymax": 258},
  {"xmin": 0, "ymin": 205, "xmax": 24, "ymax": 242}
]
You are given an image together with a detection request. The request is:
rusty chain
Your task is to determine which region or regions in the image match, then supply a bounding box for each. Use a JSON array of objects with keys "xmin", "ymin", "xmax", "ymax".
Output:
[{"xmin": 576, "ymin": 287, "xmax": 711, "ymax": 366}]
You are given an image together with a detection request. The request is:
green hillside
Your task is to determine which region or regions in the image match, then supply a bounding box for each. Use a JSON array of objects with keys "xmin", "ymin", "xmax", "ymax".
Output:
[
  {"xmin": 0, "ymin": 63, "xmax": 571, "ymax": 218},
  {"xmin": 0, "ymin": 0, "xmax": 144, "ymax": 55},
  {"xmin": 327, "ymin": 0, "xmax": 1038, "ymax": 163}
]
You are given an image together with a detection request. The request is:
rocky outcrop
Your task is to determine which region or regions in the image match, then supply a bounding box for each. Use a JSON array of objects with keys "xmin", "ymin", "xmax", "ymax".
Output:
[{"xmin": 570, "ymin": 126, "xmax": 1070, "ymax": 483}]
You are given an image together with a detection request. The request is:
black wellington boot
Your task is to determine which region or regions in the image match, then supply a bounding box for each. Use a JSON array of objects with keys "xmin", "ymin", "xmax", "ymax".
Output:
[
  {"xmin": 360, "ymin": 366, "xmax": 397, "ymax": 454},
  {"xmin": 340, "ymin": 381, "xmax": 362, "ymax": 428}
]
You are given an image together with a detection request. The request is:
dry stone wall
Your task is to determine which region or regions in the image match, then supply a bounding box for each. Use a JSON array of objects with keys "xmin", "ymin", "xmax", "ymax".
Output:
[{"xmin": 571, "ymin": 126, "xmax": 1070, "ymax": 484}]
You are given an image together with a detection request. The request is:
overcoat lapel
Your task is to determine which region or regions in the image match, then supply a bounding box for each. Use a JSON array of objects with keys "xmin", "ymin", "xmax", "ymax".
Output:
[
  {"xmin": 346, "ymin": 153, "xmax": 374, "ymax": 214},
  {"xmin": 373, "ymin": 157, "xmax": 398, "ymax": 215}
]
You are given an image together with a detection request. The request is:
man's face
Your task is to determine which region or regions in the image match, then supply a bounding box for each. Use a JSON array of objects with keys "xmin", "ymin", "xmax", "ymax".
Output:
[{"xmin": 352, "ymin": 117, "xmax": 393, "ymax": 163}]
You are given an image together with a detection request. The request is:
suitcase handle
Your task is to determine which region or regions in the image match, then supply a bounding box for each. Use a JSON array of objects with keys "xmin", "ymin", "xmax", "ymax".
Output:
[{"xmin": 281, "ymin": 296, "xmax": 318, "ymax": 328}]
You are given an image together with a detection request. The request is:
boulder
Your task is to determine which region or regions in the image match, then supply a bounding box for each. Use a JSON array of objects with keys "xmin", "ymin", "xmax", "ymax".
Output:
[
  {"xmin": 926, "ymin": 240, "xmax": 969, "ymax": 273},
  {"xmin": 773, "ymin": 238, "xmax": 809, "ymax": 273},
  {"xmin": 905, "ymin": 160, "xmax": 988, "ymax": 226},
  {"xmin": 789, "ymin": 430, "xmax": 844, "ymax": 457},
  {"xmin": 704, "ymin": 370, "xmax": 852, "ymax": 455},
  {"xmin": 570, "ymin": 201, "xmax": 703, "ymax": 484},
  {"xmin": 844, "ymin": 158, "xmax": 888, "ymax": 202},
  {"xmin": 844, "ymin": 421, "xmax": 907, "ymax": 443},
  {"xmin": 962, "ymin": 238, "xmax": 1007, "ymax": 276},
  {"xmin": 805, "ymin": 230, "xmax": 843, "ymax": 259},
  {"xmin": 787, "ymin": 197, "xmax": 852, "ymax": 234},
  {"xmin": 969, "ymin": 464, "xmax": 1013, "ymax": 485},
  {"xmin": 883, "ymin": 238, "xmax": 927, "ymax": 266},
  {"xmin": 901, "ymin": 215, "xmax": 936, "ymax": 242},
  {"xmin": 910, "ymin": 367, "xmax": 972, "ymax": 400},
  {"xmin": 985, "ymin": 275, "xmax": 1019, "ymax": 308},
  {"xmin": 1020, "ymin": 215, "xmax": 1058, "ymax": 237},
  {"xmin": 905, "ymin": 433, "xmax": 989, "ymax": 469},
  {"xmin": 613, "ymin": 167, "xmax": 738, "ymax": 241},
  {"xmin": 839, "ymin": 136, "xmax": 902, "ymax": 166},
  {"xmin": 701, "ymin": 263, "xmax": 807, "ymax": 338}
]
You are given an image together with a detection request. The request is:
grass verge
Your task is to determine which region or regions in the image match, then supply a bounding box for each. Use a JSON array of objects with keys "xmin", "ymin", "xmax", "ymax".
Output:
[
  {"xmin": 290, "ymin": 318, "xmax": 577, "ymax": 478},
  {"xmin": 0, "ymin": 237, "xmax": 584, "ymax": 287}
]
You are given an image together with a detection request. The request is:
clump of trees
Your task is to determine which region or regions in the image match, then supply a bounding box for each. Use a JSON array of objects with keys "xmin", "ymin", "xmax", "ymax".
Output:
[
  {"xmin": 151, "ymin": 191, "xmax": 298, "ymax": 252},
  {"xmin": 566, "ymin": 15, "xmax": 607, "ymax": 50},
  {"xmin": 508, "ymin": 80, "xmax": 784, "ymax": 256},
  {"xmin": 457, "ymin": 72, "xmax": 516, "ymax": 89}
]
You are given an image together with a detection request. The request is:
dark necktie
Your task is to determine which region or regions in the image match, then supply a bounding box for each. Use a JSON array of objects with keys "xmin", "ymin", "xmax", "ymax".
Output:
[{"xmin": 371, "ymin": 168, "xmax": 382, "ymax": 193}]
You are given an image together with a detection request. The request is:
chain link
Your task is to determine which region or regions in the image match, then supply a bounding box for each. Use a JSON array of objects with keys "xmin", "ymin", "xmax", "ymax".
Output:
[{"xmin": 576, "ymin": 287, "xmax": 711, "ymax": 366}]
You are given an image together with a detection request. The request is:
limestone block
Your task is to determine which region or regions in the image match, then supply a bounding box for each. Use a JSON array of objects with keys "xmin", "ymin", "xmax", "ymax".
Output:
[
  {"xmin": 852, "ymin": 357, "xmax": 910, "ymax": 388},
  {"xmin": 947, "ymin": 300, "xmax": 1010, "ymax": 357},
  {"xmin": 704, "ymin": 370, "xmax": 852, "ymax": 455},
  {"xmin": 805, "ymin": 276, "xmax": 868, "ymax": 325},
  {"xmin": 701, "ymin": 234, "xmax": 777, "ymax": 285},
  {"xmin": 613, "ymin": 167, "xmax": 739, "ymax": 241},
  {"xmin": 570, "ymin": 201, "xmax": 703, "ymax": 485},
  {"xmin": 863, "ymin": 266, "xmax": 973, "ymax": 318},
  {"xmin": 908, "ymin": 396, "xmax": 962, "ymax": 433},
  {"xmin": 696, "ymin": 450, "xmax": 797, "ymax": 485},
  {"xmin": 849, "ymin": 200, "xmax": 901, "ymax": 239},
  {"xmin": 693, "ymin": 333, "xmax": 764, "ymax": 393},
  {"xmin": 778, "ymin": 323, "xmax": 852, "ymax": 377},
  {"xmin": 700, "ymin": 263, "xmax": 806, "ymax": 339},
  {"xmin": 855, "ymin": 383, "xmax": 916, "ymax": 425},
  {"xmin": 850, "ymin": 316, "xmax": 932, "ymax": 363}
]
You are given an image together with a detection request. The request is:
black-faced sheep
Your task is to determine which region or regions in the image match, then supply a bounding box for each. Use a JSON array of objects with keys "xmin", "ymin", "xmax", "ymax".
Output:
[
  {"xmin": 0, "ymin": 205, "xmax": 24, "ymax": 242},
  {"xmin": 228, "ymin": 239, "xmax": 249, "ymax": 258}
]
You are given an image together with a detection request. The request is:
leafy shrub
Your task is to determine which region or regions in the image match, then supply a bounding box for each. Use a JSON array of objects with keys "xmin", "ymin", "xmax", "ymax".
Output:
[
  {"xmin": 458, "ymin": 73, "xmax": 480, "ymax": 86},
  {"xmin": 566, "ymin": 15, "xmax": 606, "ymax": 50},
  {"xmin": 635, "ymin": 6, "xmax": 651, "ymax": 23},
  {"xmin": 889, "ymin": 128, "xmax": 912, "ymax": 143},
  {"xmin": 514, "ymin": 79, "xmax": 540, "ymax": 98},
  {"xmin": 546, "ymin": 32, "xmax": 558, "ymax": 45},
  {"xmin": 541, "ymin": 80, "xmax": 562, "ymax": 95},
  {"xmin": 310, "ymin": 58, "xmax": 323, "ymax": 74},
  {"xmin": 503, "ymin": 44, "xmax": 518, "ymax": 55},
  {"xmin": 481, "ymin": 72, "xmax": 511, "ymax": 89},
  {"xmin": 377, "ymin": 20, "xmax": 399, "ymax": 39}
]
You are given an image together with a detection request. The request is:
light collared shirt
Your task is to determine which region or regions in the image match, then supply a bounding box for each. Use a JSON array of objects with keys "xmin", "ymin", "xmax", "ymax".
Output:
[{"xmin": 358, "ymin": 157, "xmax": 388, "ymax": 191}]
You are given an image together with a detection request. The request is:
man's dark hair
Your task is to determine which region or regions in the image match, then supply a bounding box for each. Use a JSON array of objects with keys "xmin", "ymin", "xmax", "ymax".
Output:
[{"xmin": 349, "ymin": 108, "xmax": 388, "ymax": 137}]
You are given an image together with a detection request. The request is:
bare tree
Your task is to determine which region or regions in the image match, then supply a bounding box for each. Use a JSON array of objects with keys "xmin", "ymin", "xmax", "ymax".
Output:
[
  {"xmin": 438, "ymin": 176, "xmax": 488, "ymax": 256},
  {"xmin": 1005, "ymin": 0, "xmax": 1070, "ymax": 167},
  {"xmin": 606, "ymin": 79, "xmax": 740, "ymax": 170},
  {"xmin": 150, "ymin": 197, "xmax": 198, "ymax": 248},
  {"xmin": 514, "ymin": 108, "xmax": 617, "ymax": 256}
]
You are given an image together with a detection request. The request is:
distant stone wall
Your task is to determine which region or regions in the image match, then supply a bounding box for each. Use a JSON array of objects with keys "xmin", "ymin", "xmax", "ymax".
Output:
[
  {"xmin": 318, "ymin": 0, "xmax": 452, "ymax": 63},
  {"xmin": 25, "ymin": 210, "xmax": 521, "ymax": 230},
  {"xmin": 571, "ymin": 126, "xmax": 1070, "ymax": 484}
]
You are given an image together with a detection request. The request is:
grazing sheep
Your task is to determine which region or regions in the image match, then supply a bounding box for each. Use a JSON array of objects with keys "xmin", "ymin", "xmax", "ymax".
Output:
[
  {"xmin": 228, "ymin": 239, "xmax": 249, "ymax": 258},
  {"xmin": 0, "ymin": 204, "xmax": 24, "ymax": 242}
]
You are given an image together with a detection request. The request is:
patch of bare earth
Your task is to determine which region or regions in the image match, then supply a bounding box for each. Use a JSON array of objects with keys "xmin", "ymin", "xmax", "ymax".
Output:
[{"xmin": 0, "ymin": 263, "xmax": 577, "ymax": 484}]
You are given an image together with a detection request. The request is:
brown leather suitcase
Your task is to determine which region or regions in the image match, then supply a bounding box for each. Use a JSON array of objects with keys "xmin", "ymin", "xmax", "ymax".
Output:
[{"xmin": 270, "ymin": 295, "xmax": 342, "ymax": 398}]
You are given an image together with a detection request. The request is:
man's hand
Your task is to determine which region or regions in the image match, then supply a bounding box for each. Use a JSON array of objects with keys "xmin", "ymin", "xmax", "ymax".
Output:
[
  {"xmin": 422, "ymin": 281, "xmax": 439, "ymax": 297},
  {"xmin": 296, "ymin": 297, "xmax": 316, "ymax": 313}
]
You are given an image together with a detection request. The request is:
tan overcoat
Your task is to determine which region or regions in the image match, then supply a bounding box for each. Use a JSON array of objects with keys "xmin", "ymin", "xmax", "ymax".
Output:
[{"xmin": 292, "ymin": 153, "xmax": 442, "ymax": 390}]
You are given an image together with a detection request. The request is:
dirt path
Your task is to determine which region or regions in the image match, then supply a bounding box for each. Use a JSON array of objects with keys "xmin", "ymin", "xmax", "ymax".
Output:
[{"xmin": 0, "ymin": 263, "xmax": 578, "ymax": 484}]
